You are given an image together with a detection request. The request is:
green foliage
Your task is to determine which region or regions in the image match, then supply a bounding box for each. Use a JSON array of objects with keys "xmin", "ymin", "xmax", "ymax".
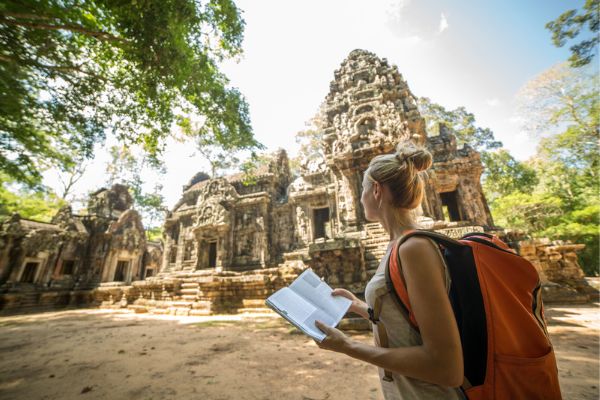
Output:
[
  {"xmin": 418, "ymin": 97, "xmax": 503, "ymax": 152},
  {"xmin": 491, "ymin": 63, "xmax": 599, "ymax": 275},
  {"xmin": 481, "ymin": 150, "xmax": 538, "ymax": 202},
  {"xmin": 291, "ymin": 128, "xmax": 325, "ymax": 176},
  {"xmin": 239, "ymin": 153, "xmax": 270, "ymax": 186},
  {"xmin": 1, "ymin": 0, "xmax": 257, "ymax": 187},
  {"xmin": 490, "ymin": 192, "xmax": 563, "ymax": 233},
  {"xmin": 145, "ymin": 226, "xmax": 164, "ymax": 242},
  {"xmin": 106, "ymin": 145, "xmax": 167, "ymax": 228},
  {"xmin": 178, "ymin": 115, "xmax": 263, "ymax": 177},
  {"xmin": 546, "ymin": 0, "xmax": 600, "ymax": 67},
  {"xmin": 0, "ymin": 174, "xmax": 65, "ymax": 222}
]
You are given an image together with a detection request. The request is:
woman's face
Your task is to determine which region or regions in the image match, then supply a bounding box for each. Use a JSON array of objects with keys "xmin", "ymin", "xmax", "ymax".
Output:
[{"xmin": 361, "ymin": 170, "xmax": 380, "ymax": 222}]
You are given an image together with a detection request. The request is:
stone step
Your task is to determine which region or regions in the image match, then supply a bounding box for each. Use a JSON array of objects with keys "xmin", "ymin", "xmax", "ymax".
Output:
[
  {"xmin": 179, "ymin": 288, "xmax": 198, "ymax": 295},
  {"xmin": 181, "ymin": 283, "xmax": 198, "ymax": 289}
]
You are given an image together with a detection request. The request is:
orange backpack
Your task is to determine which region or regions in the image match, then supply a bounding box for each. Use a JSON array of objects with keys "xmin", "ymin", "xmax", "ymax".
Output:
[{"xmin": 386, "ymin": 230, "xmax": 562, "ymax": 400}]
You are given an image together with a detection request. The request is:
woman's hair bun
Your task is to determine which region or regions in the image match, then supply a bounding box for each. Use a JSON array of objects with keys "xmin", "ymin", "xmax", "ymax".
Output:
[{"xmin": 395, "ymin": 141, "xmax": 432, "ymax": 172}]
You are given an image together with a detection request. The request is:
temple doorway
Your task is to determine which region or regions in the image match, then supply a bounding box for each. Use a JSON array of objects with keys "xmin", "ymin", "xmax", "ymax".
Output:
[
  {"xmin": 440, "ymin": 191, "xmax": 461, "ymax": 222},
  {"xmin": 313, "ymin": 207, "xmax": 330, "ymax": 240},
  {"xmin": 114, "ymin": 260, "xmax": 129, "ymax": 281},
  {"xmin": 20, "ymin": 262, "xmax": 39, "ymax": 283},
  {"xmin": 208, "ymin": 241, "xmax": 217, "ymax": 268}
]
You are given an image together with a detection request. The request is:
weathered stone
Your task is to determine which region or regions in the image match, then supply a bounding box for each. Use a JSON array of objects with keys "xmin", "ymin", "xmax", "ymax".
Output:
[{"xmin": 0, "ymin": 185, "xmax": 162, "ymax": 314}]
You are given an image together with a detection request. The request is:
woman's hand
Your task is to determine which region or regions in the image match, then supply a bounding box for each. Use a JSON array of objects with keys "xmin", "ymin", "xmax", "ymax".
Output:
[
  {"xmin": 314, "ymin": 320, "xmax": 351, "ymax": 353},
  {"xmin": 332, "ymin": 288, "xmax": 368, "ymax": 319}
]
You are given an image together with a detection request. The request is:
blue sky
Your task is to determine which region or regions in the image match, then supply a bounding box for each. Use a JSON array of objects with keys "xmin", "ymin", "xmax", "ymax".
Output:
[{"xmin": 44, "ymin": 0, "xmax": 584, "ymax": 212}]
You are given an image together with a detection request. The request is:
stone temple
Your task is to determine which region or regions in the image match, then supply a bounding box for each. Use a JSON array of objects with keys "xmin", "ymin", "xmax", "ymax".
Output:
[{"xmin": 0, "ymin": 50, "xmax": 593, "ymax": 314}]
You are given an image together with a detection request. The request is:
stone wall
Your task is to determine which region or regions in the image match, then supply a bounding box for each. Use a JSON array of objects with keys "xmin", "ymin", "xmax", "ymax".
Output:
[{"xmin": 519, "ymin": 239, "xmax": 594, "ymax": 303}]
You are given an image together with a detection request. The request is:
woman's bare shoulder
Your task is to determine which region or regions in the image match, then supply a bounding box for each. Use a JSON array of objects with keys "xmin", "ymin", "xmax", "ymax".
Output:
[{"xmin": 398, "ymin": 236, "xmax": 437, "ymax": 256}]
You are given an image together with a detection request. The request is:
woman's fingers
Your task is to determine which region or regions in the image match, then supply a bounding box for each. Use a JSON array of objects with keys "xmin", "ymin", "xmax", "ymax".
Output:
[
  {"xmin": 315, "ymin": 320, "xmax": 332, "ymax": 334},
  {"xmin": 332, "ymin": 288, "xmax": 353, "ymax": 299}
]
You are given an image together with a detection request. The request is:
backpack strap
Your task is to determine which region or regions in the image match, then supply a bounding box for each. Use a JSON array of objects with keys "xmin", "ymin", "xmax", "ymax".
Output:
[
  {"xmin": 372, "ymin": 285, "xmax": 394, "ymax": 382},
  {"xmin": 386, "ymin": 238, "xmax": 419, "ymax": 329},
  {"xmin": 386, "ymin": 230, "xmax": 463, "ymax": 329},
  {"xmin": 388, "ymin": 230, "xmax": 474, "ymax": 392}
]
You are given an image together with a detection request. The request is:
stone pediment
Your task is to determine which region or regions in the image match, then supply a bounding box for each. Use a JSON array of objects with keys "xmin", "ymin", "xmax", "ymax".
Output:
[
  {"xmin": 196, "ymin": 178, "xmax": 238, "ymax": 206},
  {"xmin": 194, "ymin": 199, "xmax": 230, "ymax": 231},
  {"xmin": 193, "ymin": 179, "xmax": 237, "ymax": 231}
]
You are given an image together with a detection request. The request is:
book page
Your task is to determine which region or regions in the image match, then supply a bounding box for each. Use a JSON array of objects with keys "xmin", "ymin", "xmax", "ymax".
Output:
[
  {"xmin": 265, "ymin": 287, "xmax": 325, "ymax": 341},
  {"xmin": 267, "ymin": 287, "xmax": 316, "ymax": 324},
  {"xmin": 289, "ymin": 269, "xmax": 351, "ymax": 323},
  {"xmin": 265, "ymin": 269, "xmax": 352, "ymax": 342}
]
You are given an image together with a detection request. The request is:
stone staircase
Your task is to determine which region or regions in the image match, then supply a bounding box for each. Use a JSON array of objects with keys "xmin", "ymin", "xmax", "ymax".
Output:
[{"xmin": 362, "ymin": 222, "xmax": 389, "ymax": 278}]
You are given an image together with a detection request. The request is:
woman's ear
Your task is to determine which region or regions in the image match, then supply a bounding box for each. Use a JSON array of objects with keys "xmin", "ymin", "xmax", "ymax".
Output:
[{"xmin": 373, "ymin": 182, "xmax": 380, "ymax": 199}]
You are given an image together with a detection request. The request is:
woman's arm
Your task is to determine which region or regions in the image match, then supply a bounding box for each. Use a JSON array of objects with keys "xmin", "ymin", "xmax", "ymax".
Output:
[{"xmin": 315, "ymin": 237, "xmax": 464, "ymax": 387}]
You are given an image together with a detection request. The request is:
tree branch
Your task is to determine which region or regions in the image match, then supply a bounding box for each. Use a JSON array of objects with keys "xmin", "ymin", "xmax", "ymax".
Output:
[
  {"xmin": 0, "ymin": 16, "xmax": 126, "ymax": 43},
  {"xmin": 0, "ymin": 54, "xmax": 107, "ymax": 82}
]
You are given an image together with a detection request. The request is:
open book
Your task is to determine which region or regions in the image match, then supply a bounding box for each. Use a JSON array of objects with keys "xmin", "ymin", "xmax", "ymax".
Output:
[{"xmin": 265, "ymin": 269, "xmax": 352, "ymax": 342}]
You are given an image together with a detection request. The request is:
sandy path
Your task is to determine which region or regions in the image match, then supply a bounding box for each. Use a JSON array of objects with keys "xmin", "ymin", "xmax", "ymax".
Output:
[{"xmin": 0, "ymin": 303, "xmax": 597, "ymax": 400}]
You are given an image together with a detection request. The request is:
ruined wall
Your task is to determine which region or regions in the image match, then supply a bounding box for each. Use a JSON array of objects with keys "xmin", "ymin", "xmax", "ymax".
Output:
[{"xmin": 0, "ymin": 185, "xmax": 160, "ymax": 314}]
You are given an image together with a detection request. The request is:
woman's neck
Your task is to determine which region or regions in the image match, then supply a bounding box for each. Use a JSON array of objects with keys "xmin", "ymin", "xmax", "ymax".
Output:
[{"xmin": 379, "ymin": 208, "xmax": 417, "ymax": 241}]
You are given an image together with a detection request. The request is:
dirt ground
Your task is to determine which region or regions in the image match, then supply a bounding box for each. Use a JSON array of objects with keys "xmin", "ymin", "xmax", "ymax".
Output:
[{"xmin": 0, "ymin": 303, "xmax": 598, "ymax": 400}]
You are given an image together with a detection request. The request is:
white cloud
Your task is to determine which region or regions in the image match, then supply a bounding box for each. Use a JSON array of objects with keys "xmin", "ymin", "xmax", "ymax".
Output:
[
  {"xmin": 438, "ymin": 13, "xmax": 448, "ymax": 33},
  {"xmin": 508, "ymin": 115, "xmax": 525, "ymax": 124},
  {"xmin": 485, "ymin": 98, "xmax": 501, "ymax": 107}
]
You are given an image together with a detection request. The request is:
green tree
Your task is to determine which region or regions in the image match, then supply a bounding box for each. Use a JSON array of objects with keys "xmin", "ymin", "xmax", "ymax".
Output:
[
  {"xmin": 481, "ymin": 150, "xmax": 538, "ymax": 202},
  {"xmin": 546, "ymin": 0, "xmax": 600, "ymax": 67},
  {"xmin": 291, "ymin": 128, "xmax": 325, "ymax": 176},
  {"xmin": 499, "ymin": 63, "xmax": 600, "ymax": 275},
  {"xmin": 0, "ymin": 173, "xmax": 65, "ymax": 222},
  {"xmin": 105, "ymin": 145, "xmax": 167, "ymax": 228},
  {"xmin": 1, "ymin": 0, "xmax": 257, "ymax": 187},
  {"xmin": 418, "ymin": 97, "xmax": 503, "ymax": 152},
  {"xmin": 177, "ymin": 115, "xmax": 257, "ymax": 178}
]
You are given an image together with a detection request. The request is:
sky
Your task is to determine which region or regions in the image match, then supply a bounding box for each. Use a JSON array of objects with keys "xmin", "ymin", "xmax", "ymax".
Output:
[{"xmin": 44, "ymin": 0, "xmax": 580, "ymax": 215}]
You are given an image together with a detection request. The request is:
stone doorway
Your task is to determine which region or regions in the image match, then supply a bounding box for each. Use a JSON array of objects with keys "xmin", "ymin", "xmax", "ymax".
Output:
[
  {"xmin": 20, "ymin": 262, "xmax": 39, "ymax": 283},
  {"xmin": 440, "ymin": 191, "xmax": 462, "ymax": 222},
  {"xmin": 208, "ymin": 241, "xmax": 217, "ymax": 268},
  {"xmin": 313, "ymin": 208, "xmax": 331, "ymax": 240},
  {"xmin": 114, "ymin": 260, "xmax": 129, "ymax": 282}
]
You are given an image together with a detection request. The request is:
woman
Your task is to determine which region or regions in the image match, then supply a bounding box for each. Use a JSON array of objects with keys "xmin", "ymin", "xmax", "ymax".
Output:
[{"xmin": 314, "ymin": 142, "xmax": 465, "ymax": 399}]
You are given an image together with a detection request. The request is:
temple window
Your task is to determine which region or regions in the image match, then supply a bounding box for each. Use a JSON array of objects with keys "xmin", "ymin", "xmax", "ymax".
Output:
[
  {"xmin": 20, "ymin": 262, "xmax": 39, "ymax": 283},
  {"xmin": 61, "ymin": 260, "xmax": 76, "ymax": 275},
  {"xmin": 440, "ymin": 191, "xmax": 462, "ymax": 222},
  {"xmin": 145, "ymin": 268, "xmax": 154, "ymax": 278},
  {"xmin": 313, "ymin": 207, "xmax": 331, "ymax": 240}
]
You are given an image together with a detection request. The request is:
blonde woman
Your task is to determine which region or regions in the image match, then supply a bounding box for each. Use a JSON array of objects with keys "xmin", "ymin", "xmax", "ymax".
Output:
[{"xmin": 314, "ymin": 142, "xmax": 465, "ymax": 399}]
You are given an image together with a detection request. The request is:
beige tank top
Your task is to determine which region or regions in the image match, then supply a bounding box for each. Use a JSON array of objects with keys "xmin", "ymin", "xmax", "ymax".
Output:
[{"xmin": 364, "ymin": 240, "xmax": 465, "ymax": 400}]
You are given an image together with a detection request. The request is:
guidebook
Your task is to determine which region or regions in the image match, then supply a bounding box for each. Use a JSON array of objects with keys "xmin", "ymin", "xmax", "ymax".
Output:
[{"xmin": 265, "ymin": 269, "xmax": 352, "ymax": 342}]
